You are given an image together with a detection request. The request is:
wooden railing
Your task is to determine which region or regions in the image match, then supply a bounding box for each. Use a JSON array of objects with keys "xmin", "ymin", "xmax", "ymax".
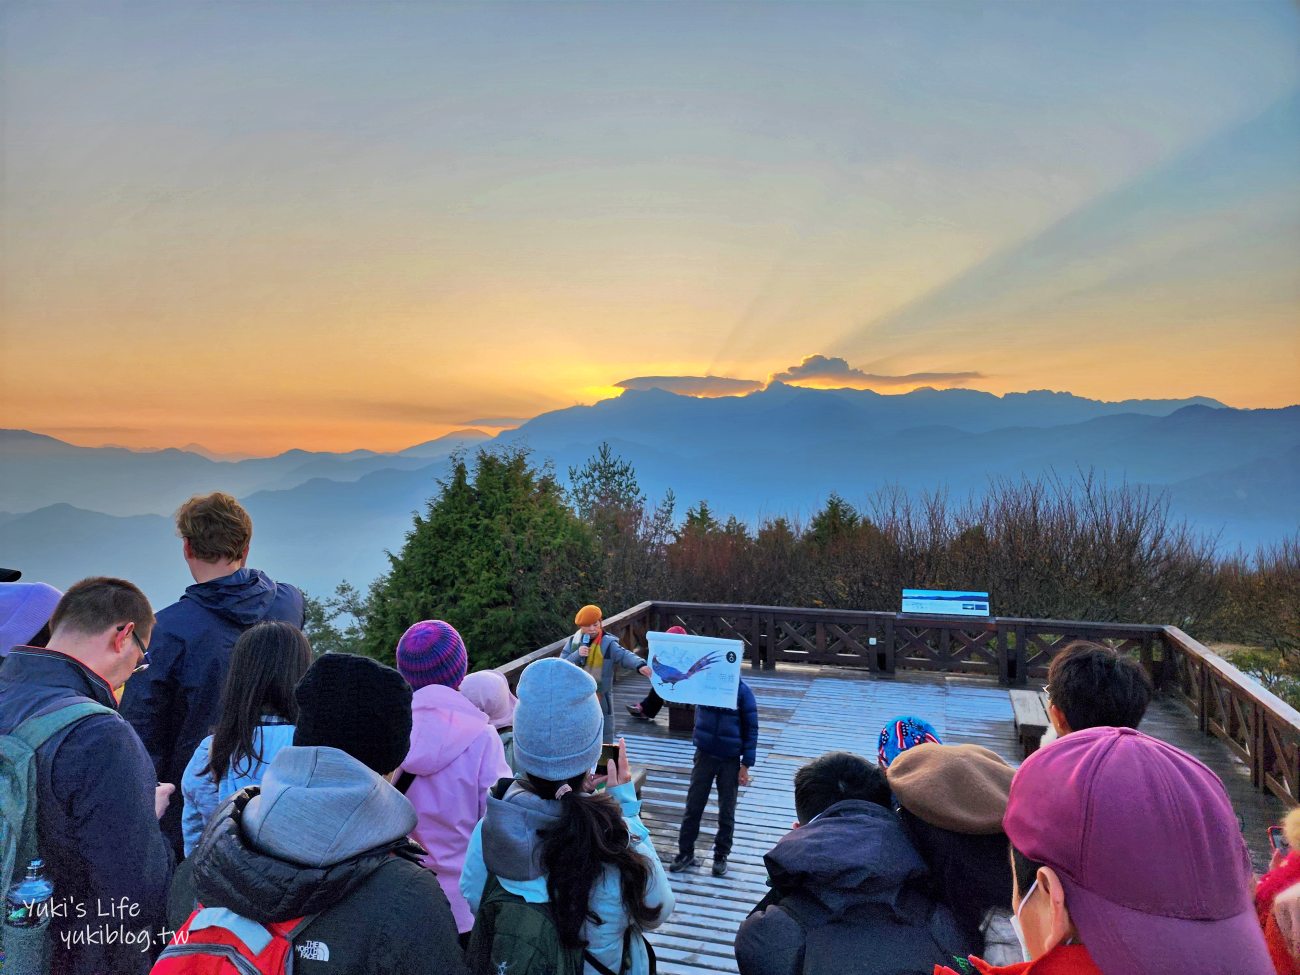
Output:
[
  {"xmin": 1163, "ymin": 626, "xmax": 1300, "ymax": 803},
  {"xmin": 496, "ymin": 601, "xmax": 655, "ymax": 686},
  {"xmin": 495, "ymin": 599, "xmax": 1300, "ymax": 804}
]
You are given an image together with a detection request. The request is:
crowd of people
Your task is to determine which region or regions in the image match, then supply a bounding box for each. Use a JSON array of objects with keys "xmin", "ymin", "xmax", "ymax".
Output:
[{"xmin": 2, "ymin": 490, "xmax": 1300, "ymax": 975}]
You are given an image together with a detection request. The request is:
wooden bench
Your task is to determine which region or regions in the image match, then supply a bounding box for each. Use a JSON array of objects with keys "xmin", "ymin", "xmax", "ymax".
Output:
[{"xmin": 1009, "ymin": 689, "xmax": 1051, "ymax": 757}]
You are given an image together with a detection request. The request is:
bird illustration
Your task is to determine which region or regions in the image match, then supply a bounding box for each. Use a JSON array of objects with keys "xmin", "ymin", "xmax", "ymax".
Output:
[{"xmin": 651, "ymin": 651, "xmax": 722, "ymax": 688}]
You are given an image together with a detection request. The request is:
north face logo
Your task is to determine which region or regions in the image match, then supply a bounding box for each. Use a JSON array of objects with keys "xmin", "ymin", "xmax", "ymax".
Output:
[{"xmin": 296, "ymin": 941, "xmax": 330, "ymax": 962}]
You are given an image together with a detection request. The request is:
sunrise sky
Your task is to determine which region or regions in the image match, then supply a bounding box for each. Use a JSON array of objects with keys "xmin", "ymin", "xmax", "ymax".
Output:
[{"xmin": 2, "ymin": 1, "xmax": 1298, "ymax": 455}]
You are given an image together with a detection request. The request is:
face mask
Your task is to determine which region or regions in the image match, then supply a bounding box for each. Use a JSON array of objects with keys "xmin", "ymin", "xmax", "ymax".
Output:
[{"xmin": 1010, "ymin": 877, "xmax": 1039, "ymax": 963}]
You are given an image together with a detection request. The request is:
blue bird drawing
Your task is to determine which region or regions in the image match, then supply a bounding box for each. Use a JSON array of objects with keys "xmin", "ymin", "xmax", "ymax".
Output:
[{"xmin": 651, "ymin": 651, "xmax": 722, "ymax": 689}]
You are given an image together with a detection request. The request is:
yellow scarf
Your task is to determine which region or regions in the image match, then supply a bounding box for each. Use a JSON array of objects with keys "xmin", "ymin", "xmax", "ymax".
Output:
[{"xmin": 578, "ymin": 630, "xmax": 604, "ymax": 673}]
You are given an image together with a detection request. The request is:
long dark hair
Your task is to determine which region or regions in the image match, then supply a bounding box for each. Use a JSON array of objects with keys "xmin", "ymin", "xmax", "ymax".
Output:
[
  {"xmin": 520, "ymin": 772, "xmax": 661, "ymax": 948},
  {"xmin": 202, "ymin": 621, "xmax": 312, "ymax": 783}
]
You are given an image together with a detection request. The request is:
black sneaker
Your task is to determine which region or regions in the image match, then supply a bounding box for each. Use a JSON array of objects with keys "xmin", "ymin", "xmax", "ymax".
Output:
[
  {"xmin": 625, "ymin": 703, "xmax": 650, "ymax": 721},
  {"xmin": 668, "ymin": 852, "xmax": 696, "ymax": 872},
  {"xmin": 712, "ymin": 856, "xmax": 729, "ymax": 877}
]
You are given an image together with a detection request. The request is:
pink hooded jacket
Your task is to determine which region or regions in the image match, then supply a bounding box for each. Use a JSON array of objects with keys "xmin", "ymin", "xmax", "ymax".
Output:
[{"xmin": 401, "ymin": 683, "xmax": 512, "ymax": 933}]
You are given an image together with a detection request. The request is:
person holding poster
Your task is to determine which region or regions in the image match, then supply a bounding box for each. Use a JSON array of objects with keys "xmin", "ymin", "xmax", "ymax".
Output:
[
  {"xmin": 668, "ymin": 678, "xmax": 758, "ymax": 878},
  {"xmin": 560, "ymin": 603, "xmax": 652, "ymax": 742}
]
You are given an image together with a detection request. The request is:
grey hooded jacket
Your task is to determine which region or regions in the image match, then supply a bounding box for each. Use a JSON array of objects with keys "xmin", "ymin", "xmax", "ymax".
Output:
[{"xmin": 171, "ymin": 745, "xmax": 469, "ymax": 975}]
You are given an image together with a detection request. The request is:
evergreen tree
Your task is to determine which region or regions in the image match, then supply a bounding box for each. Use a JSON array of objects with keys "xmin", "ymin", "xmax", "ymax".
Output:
[
  {"xmin": 569, "ymin": 443, "xmax": 675, "ymax": 609},
  {"xmin": 303, "ymin": 581, "xmax": 367, "ymax": 655},
  {"xmin": 683, "ymin": 500, "xmax": 721, "ymax": 536},
  {"xmin": 362, "ymin": 448, "xmax": 600, "ymax": 669},
  {"xmin": 807, "ymin": 493, "xmax": 861, "ymax": 546},
  {"xmin": 569, "ymin": 442, "xmax": 644, "ymax": 524}
]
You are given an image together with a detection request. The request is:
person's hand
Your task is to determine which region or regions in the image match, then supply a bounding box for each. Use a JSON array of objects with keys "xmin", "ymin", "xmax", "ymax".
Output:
[
  {"xmin": 154, "ymin": 783, "xmax": 175, "ymax": 820},
  {"xmin": 739, "ymin": 765, "xmax": 752, "ymax": 787},
  {"xmin": 578, "ymin": 642, "xmax": 590, "ymax": 658},
  {"xmin": 1273, "ymin": 881, "xmax": 1300, "ymax": 960},
  {"xmin": 639, "ymin": 665, "xmax": 652, "ymax": 678}
]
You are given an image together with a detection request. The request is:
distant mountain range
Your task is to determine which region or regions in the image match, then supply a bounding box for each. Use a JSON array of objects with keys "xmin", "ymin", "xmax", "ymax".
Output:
[
  {"xmin": 0, "ymin": 428, "xmax": 491, "ymax": 516},
  {"xmin": 2, "ymin": 386, "xmax": 1295, "ymax": 605}
]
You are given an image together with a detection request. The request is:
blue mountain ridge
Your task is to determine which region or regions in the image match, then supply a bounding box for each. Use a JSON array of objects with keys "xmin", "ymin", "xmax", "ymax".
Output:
[{"xmin": 1, "ymin": 387, "xmax": 1293, "ymax": 604}]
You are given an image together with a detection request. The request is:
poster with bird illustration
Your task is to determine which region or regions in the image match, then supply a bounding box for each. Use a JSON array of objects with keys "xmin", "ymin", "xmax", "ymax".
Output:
[{"xmin": 646, "ymin": 631, "xmax": 743, "ymax": 709}]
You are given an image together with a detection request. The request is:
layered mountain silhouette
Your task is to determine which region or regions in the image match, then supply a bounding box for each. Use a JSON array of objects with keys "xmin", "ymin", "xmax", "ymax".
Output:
[{"xmin": 2, "ymin": 386, "xmax": 1295, "ymax": 604}]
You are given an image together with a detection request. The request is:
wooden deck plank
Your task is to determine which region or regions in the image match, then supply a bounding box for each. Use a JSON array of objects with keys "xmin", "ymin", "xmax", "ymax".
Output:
[{"xmin": 606, "ymin": 663, "xmax": 1283, "ymax": 975}]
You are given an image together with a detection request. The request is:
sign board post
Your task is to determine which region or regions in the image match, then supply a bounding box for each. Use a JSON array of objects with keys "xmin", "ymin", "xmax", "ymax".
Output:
[{"xmin": 900, "ymin": 589, "xmax": 991, "ymax": 617}]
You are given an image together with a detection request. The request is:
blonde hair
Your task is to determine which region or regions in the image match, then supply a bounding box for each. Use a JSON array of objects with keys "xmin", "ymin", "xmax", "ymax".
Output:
[{"xmin": 1283, "ymin": 808, "xmax": 1300, "ymax": 851}]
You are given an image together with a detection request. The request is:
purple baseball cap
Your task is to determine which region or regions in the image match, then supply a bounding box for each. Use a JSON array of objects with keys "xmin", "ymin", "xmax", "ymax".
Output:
[{"xmin": 1005, "ymin": 726, "xmax": 1272, "ymax": 975}]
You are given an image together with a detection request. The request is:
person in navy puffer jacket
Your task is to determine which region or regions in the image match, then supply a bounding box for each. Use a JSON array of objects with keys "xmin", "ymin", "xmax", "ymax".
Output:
[
  {"xmin": 121, "ymin": 492, "xmax": 304, "ymax": 858},
  {"xmin": 669, "ymin": 679, "xmax": 758, "ymax": 878},
  {"xmin": 0, "ymin": 578, "xmax": 175, "ymax": 975}
]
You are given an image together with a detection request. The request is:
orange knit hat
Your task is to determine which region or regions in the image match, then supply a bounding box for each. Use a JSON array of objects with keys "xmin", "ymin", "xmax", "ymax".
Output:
[{"xmin": 574, "ymin": 604, "xmax": 602, "ymax": 627}]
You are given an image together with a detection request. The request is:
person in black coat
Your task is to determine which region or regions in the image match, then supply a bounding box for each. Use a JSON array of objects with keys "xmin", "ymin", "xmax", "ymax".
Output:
[
  {"xmin": 734, "ymin": 752, "xmax": 972, "ymax": 975},
  {"xmin": 167, "ymin": 653, "xmax": 468, "ymax": 975},
  {"xmin": 670, "ymin": 679, "xmax": 759, "ymax": 877},
  {"xmin": 0, "ymin": 578, "xmax": 175, "ymax": 975},
  {"xmin": 120, "ymin": 492, "xmax": 304, "ymax": 856},
  {"xmin": 885, "ymin": 742, "xmax": 1019, "ymax": 962}
]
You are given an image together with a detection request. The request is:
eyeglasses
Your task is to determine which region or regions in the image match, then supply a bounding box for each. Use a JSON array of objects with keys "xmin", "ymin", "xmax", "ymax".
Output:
[
  {"xmin": 1041, "ymin": 683, "xmax": 1052, "ymax": 702},
  {"xmin": 117, "ymin": 625, "xmax": 150, "ymax": 674}
]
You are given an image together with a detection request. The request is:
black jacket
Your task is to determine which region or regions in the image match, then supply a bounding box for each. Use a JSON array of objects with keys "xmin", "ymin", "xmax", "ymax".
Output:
[
  {"xmin": 899, "ymin": 808, "xmax": 1014, "ymax": 945},
  {"xmin": 734, "ymin": 800, "xmax": 974, "ymax": 975},
  {"xmin": 120, "ymin": 567, "xmax": 304, "ymax": 855},
  {"xmin": 170, "ymin": 746, "xmax": 469, "ymax": 975},
  {"xmin": 0, "ymin": 647, "xmax": 175, "ymax": 975}
]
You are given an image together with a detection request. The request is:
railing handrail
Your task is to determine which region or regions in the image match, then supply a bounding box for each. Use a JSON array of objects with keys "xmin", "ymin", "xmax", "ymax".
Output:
[
  {"xmin": 494, "ymin": 600, "xmax": 655, "ymax": 685},
  {"xmin": 494, "ymin": 597, "xmax": 1300, "ymax": 804},
  {"xmin": 652, "ymin": 599, "xmax": 1169, "ymax": 634},
  {"xmin": 1163, "ymin": 625, "xmax": 1300, "ymax": 731}
]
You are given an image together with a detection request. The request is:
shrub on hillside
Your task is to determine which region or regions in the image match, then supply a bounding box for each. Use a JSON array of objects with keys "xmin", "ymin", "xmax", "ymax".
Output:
[
  {"xmin": 335, "ymin": 444, "xmax": 1293, "ymax": 664},
  {"xmin": 360, "ymin": 447, "xmax": 600, "ymax": 669}
]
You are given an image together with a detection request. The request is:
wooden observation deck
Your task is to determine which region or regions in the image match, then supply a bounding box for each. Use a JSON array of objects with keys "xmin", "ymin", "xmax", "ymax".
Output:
[{"xmin": 497, "ymin": 601, "xmax": 1297, "ymax": 975}]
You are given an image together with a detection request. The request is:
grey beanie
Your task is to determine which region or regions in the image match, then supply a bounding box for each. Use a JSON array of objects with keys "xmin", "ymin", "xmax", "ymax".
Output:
[{"xmin": 513, "ymin": 657, "xmax": 603, "ymax": 781}]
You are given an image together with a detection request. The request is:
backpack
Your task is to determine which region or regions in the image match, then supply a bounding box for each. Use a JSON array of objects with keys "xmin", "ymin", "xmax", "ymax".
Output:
[
  {"xmin": 756, "ymin": 889, "xmax": 961, "ymax": 975},
  {"xmin": 466, "ymin": 874, "xmax": 653, "ymax": 975},
  {"xmin": 151, "ymin": 907, "xmax": 317, "ymax": 975},
  {"xmin": 0, "ymin": 699, "xmax": 117, "ymax": 973},
  {"xmin": 1, "ymin": 699, "xmax": 117, "ymax": 892},
  {"xmin": 466, "ymin": 781, "xmax": 656, "ymax": 975},
  {"xmin": 466, "ymin": 872, "xmax": 587, "ymax": 975}
]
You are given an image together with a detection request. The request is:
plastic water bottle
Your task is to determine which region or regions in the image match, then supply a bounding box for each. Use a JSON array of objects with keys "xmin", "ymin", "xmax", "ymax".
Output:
[
  {"xmin": 3, "ymin": 859, "xmax": 54, "ymax": 975},
  {"xmin": 5, "ymin": 860, "xmax": 53, "ymax": 928}
]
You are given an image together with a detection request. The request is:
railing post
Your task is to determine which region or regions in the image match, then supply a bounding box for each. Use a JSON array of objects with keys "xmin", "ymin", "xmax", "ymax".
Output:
[
  {"xmin": 1140, "ymin": 633, "xmax": 1156, "ymax": 689},
  {"xmin": 1198, "ymin": 661, "xmax": 1209, "ymax": 734},
  {"xmin": 764, "ymin": 611, "xmax": 777, "ymax": 670},
  {"xmin": 1250, "ymin": 703, "xmax": 1264, "ymax": 789},
  {"xmin": 882, "ymin": 616, "xmax": 896, "ymax": 676},
  {"xmin": 996, "ymin": 621, "xmax": 1010, "ymax": 686},
  {"xmin": 749, "ymin": 611, "xmax": 762, "ymax": 670},
  {"xmin": 1260, "ymin": 708, "xmax": 1276, "ymax": 794}
]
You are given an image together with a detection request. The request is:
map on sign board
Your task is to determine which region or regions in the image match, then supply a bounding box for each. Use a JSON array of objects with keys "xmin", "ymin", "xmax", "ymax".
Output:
[
  {"xmin": 646, "ymin": 631, "xmax": 743, "ymax": 710},
  {"xmin": 901, "ymin": 588, "xmax": 991, "ymax": 617}
]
